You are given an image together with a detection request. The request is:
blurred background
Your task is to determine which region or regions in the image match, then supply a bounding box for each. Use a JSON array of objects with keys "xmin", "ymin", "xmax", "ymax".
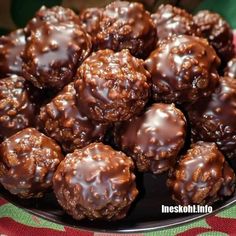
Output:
[{"xmin": 0, "ymin": 0, "xmax": 236, "ymax": 35}]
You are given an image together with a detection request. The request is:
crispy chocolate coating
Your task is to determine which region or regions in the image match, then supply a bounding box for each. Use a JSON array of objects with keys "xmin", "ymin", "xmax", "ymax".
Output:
[
  {"xmin": 0, "ymin": 128, "xmax": 64, "ymax": 198},
  {"xmin": 151, "ymin": 4, "xmax": 200, "ymax": 41},
  {"xmin": 25, "ymin": 6, "xmax": 81, "ymax": 35},
  {"xmin": 22, "ymin": 21, "xmax": 91, "ymax": 90},
  {"xmin": 167, "ymin": 142, "xmax": 235, "ymax": 205},
  {"xmin": 0, "ymin": 29, "xmax": 25, "ymax": 77},
  {"xmin": 145, "ymin": 35, "xmax": 220, "ymax": 104},
  {"xmin": 75, "ymin": 49, "xmax": 150, "ymax": 123},
  {"xmin": 194, "ymin": 10, "xmax": 234, "ymax": 65},
  {"xmin": 37, "ymin": 83, "xmax": 108, "ymax": 153},
  {"xmin": 86, "ymin": 1, "xmax": 157, "ymax": 58},
  {"xmin": 0, "ymin": 75, "xmax": 35, "ymax": 139},
  {"xmin": 114, "ymin": 103, "xmax": 186, "ymax": 174},
  {"xmin": 188, "ymin": 77, "xmax": 236, "ymax": 158},
  {"xmin": 53, "ymin": 142, "xmax": 138, "ymax": 221},
  {"xmin": 224, "ymin": 58, "xmax": 236, "ymax": 79}
]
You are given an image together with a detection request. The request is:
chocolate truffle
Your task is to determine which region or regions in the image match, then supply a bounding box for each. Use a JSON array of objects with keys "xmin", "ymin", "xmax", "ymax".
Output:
[
  {"xmin": 188, "ymin": 76, "xmax": 236, "ymax": 158},
  {"xmin": 224, "ymin": 58, "xmax": 236, "ymax": 79},
  {"xmin": 89, "ymin": 1, "xmax": 157, "ymax": 58},
  {"xmin": 25, "ymin": 6, "xmax": 81, "ymax": 35},
  {"xmin": 0, "ymin": 128, "xmax": 64, "ymax": 198},
  {"xmin": 145, "ymin": 35, "xmax": 220, "ymax": 104},
  {"xmin": 0, "ymin": 75, "xmax": 35, "ymax": 139},
  {"xmin": 37, "ymin": 83, "xmax": 108, "ymax": 153},
  {"xmin": 151, "ymin": 4, "xmax": 200, "ymax": 41},
  {"xmin": 22, "ymin": 21, "xmax": 91, "ymax": 90},
  {"xmin": 0, "ymin": 29, "xmax": 25, "ymax": 77},
  {"xmin": 194, "ymin": 10, "xmax": 234, "ymax": 65},
  {"xmin": 167, "ymin": 142, "xmax": 236, "ymax": 205},
  {"xmin": 114, "ymin": 103, "xmax": 186, "ymax": 174},
  {"xmin": 75, "ymin": 49, "xmax": 150, "ymax": 123},
  {"xmin": 79, "ymin": 8, "xmax": 103, "ymax": 39},
  {"xmin": 53, "ymin": 142, "xmax": 138, "ymax": 220}
]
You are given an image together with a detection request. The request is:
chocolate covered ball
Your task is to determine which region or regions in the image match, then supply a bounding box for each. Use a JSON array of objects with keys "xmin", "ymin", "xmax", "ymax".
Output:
[
  {"xmin": 114, "ymin": 103, "xmax": 186, "ymax": 174},
  {"xmin": 0, "ymin": 75, "xmax": 35, "ymax": 139},
  {"xmin": 145, "ymin": 35, "xmax": 220, "ymax": 104},
  {"xmin": 85, "ymin": 1, "xmax": 157, "ymax": 58},
  {"xmin": 25, "ymin": 6, "xmax": 81, "ymax": 35},
  {"xmin": 188, "ymin": 76, "xmax": 236, "ymax": 158},
  {"xmin": 75, "ymin": 49, "xmax": 150, "ymax": 123},
  {"xmin": 0, "ymin": 128, "xmax": 64, "ymax": 198},
  {"xmin": 194, "ymin": 10, "xmax": 234, "ymax": 65},
  {"xmin": 151, "ymin": 4, "xmax": 200, "ymax": 41},
  {"xmin": 0, "ymin": 29, "xmax": 25, "ymax": 78},
  {"xmin": 53, "ymin": 142, "xmax": 138, "ymax": 220},
  {"xmin": 167, "ymin": 142, "xmax": 236, "ymax": 205},
  {"xmin": 224, "ymin": 58, "xmax": 236, "ymax": 79},
  {"xmin": 22, "ymin": 21, "xmax": 91, "ymax": 90},
  {"xmin": 37, "ymin": 83, "xmax": 108, "ymax": 153}
]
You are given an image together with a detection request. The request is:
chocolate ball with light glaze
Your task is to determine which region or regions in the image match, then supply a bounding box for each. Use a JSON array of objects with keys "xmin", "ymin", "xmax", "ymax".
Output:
[
  {"xmin": 145, "ymin": 35, "xmax": 220, "ymax": 104},
  {"xmin": 23, "ymin": 21, "xmax": 91, "ymax": 90},
  {"xmin": 75, "ymin": 49, "xmax": 150, "ymax": 123},
  {"xmin": 37, "ymin": 83, "xmax": 108, "ymax": 153},
  {"xmin": 0, "ymin": 128, "xmax": 64, "ymax": 198},
  {"xmin": 194, "ymin": 10, "xmax": 234, "ymax": 65},
  {"xmin": 90, "ymin": 1, "xmax": 157, "ymax": 58},
  {"xmin": 167, "ymin": 142, "xmax": 236, "ymax": 205},
  {"xmin": 0, "ymin": 75, "xmax": 35, "ymax": 139},
  {"xmin": 25, "ymin": 6, "xmax": 81, "ymax": 35},
  {"xmin": 0, "ymin": 29, "xmax": 25, "ymax": 77},
  {"xmin": 224, "ymin": 58, "xmax": 236, "ymax": 79},
  {"xmin": 53, "ymin": 142, "xmax": 138, "ymax": 221},
  {"xmin": 114, "ymin": 103, "xmax": 186, "ymax": 174},
  {"xmin": 151, "ymin": 4, "xmax": 200, "ymax": 41},
  {"xmin": 188, "ymin": 76, "xmax": 236, "ymax": 158}
]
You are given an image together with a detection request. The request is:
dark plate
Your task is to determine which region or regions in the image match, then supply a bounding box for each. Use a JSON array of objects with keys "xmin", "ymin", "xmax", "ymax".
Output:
[{"xmin": 1, "ymin": 156, "xmax": 236, "ymax": 233}]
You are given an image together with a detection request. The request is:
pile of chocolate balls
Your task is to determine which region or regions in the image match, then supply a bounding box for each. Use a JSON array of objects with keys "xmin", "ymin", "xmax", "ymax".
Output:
[{"xmin": 0, "ymin": 1, "xmax": 236, "ymax": 221}]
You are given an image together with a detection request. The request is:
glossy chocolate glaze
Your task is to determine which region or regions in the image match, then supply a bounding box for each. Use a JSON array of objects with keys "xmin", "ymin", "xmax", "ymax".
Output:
[
  {"xmin": 145, "ymin": 35, "xmax": 220, "ymax": 104},
  {"xmin": 53, "ymin": 142, "xmax": 138, "ymax": 220},
  {"xmin": 75, "ymin": 49, "xmax": 150, "ymax": 123},
  {"xmin": 151, "ymin": 4, "xmax": 200, "ymax": 41},
  {"xmin": 0, "ymin": 75, "xmax": 35, "ymax": 139},
  {"xmin": 224, "ymin": 58, "xmax": 236, "ymax": 79},
  {"xmin": 114, "ymin": 103, "xmax": 186, "ymax": 174},
  {"xmin": 194, "ymin": 10, "xmax": 234, "ymax": 65},
  {"xmin": 37, "ymin": 83, "xmax": 108, "ymax": 153},
  {"xmin": 167, "ymin": 141, "xmax": 235, "ymax": 205},
  {"xmin": 25, "ymin": 6, "xmax": 81, "ymax": 36},
  {"xmin": 0, "ymin": 29, "xmax": 26, "ymax": 77},
  {"xmin": 0, "ymin": 128, "xmax": 64, "ymax": 198},
  {"xmin": 23, "ymin": 21, "xmax": 91, "ymax": 90},
  {"xmin": 90, "ymin": 1, "xmax": 157, "ymax": 58},
  {"xmin": 188, "ymin": 76, "xmax": 236, "ymax": 158}
]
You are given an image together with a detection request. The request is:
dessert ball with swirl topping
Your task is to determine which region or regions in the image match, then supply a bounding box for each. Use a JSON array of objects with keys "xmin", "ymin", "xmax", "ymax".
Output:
[
  {"xmin": 25, "ymin": 6, "xmax": 81, "ymax": 35},
  {"xmin": 0, "ymin": 75, "xmax": 35, "ymax": 139},
  {"xmin": 151, "ymin": 4, "xmax": 200, "ymax": 41},
  {"xmin": 194, "ymin": 10, "xmax": 234, "ymax": 65},
  {"xmin": 167, "ymin": 142, "xmax": 235, "ymax": 205},
  {"xmin": 224, "ymin": 58, "xmax": 236, "ymax": 79},
  {"xmin": 113, "ymin": 103, "xmax": 186, "ymax": 174},
  {"xmin": 188, "ymin": 77, "xmax": 236, "ymax": 158},
  {"xmin": 37, "ymin": 83, "xmax": 108, "ymax": 153},
  {"xmin": 53, "ymin": 142, "xmax": 138, "ymax": 220},
  {"xmin": 75, "ymin": 49, "xmax": 150, "ymax": 123},
  {"xmin": 0, "ymin": 128, "xmax": 64, "ymax": 198},
  {"xmin": 82, "ymin": 1, "xmax": 157, "ymax": 58},
  {"xmin": 0, "ymin": 29, "xmax": 26, "ymax": 78},
  {"xmin": 22, "ymin": 21, "xmax": 91, "ymax": 90},
  {"xmin": 145, "ymin": 35, "xmax": 220, "ymax": 104}
]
